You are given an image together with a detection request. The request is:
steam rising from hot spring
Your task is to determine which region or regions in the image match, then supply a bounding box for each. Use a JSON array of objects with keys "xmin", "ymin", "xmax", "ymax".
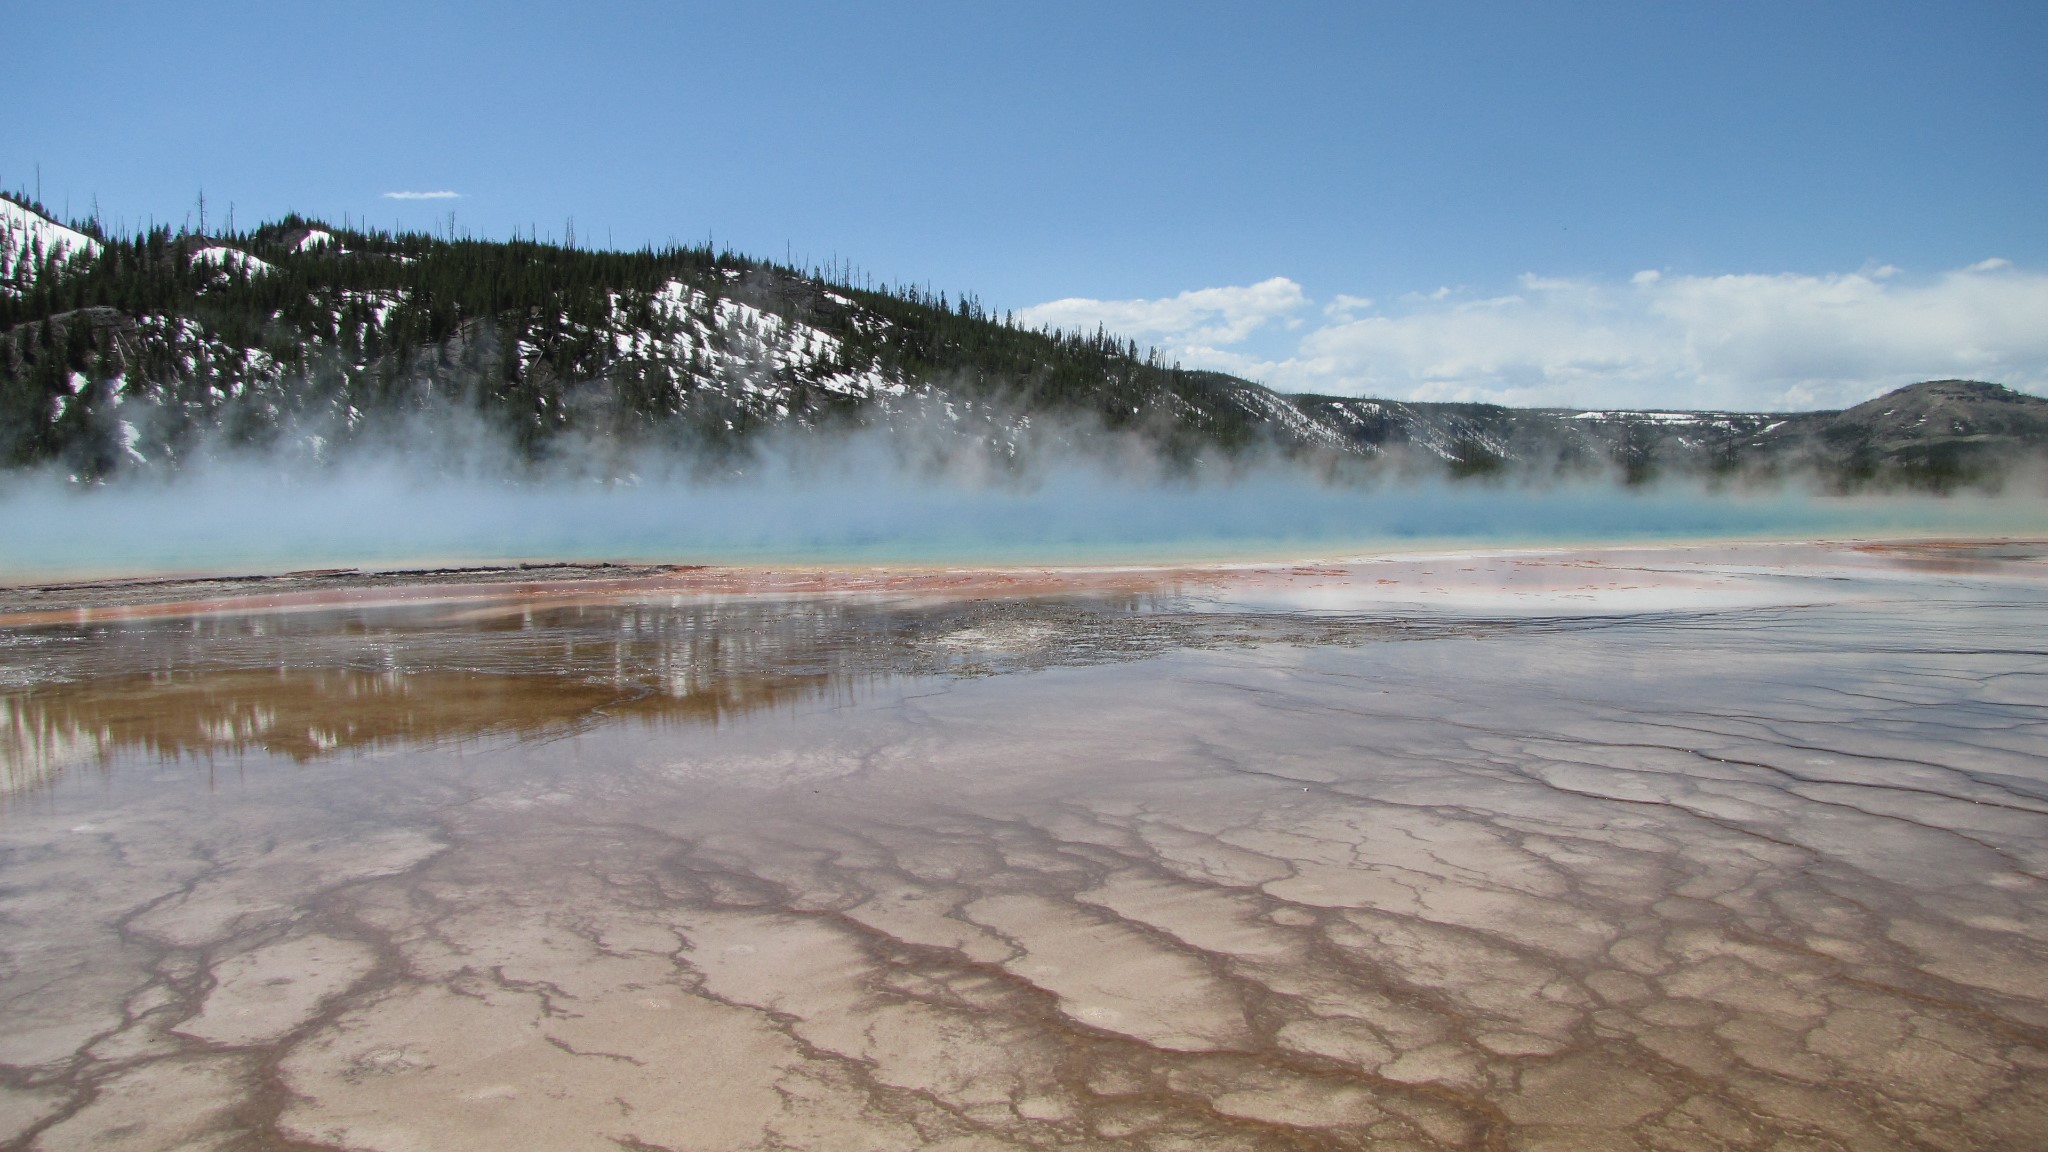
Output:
[{"xmin": 3, "ymin": 404, "xmax": 2044, "ymax": 580}]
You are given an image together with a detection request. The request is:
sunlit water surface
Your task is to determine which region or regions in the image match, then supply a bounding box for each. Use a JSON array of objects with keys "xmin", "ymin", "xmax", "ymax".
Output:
[{"xmin": 2, "ymin": 543, "xmax": 2047, "ymax": 1150}]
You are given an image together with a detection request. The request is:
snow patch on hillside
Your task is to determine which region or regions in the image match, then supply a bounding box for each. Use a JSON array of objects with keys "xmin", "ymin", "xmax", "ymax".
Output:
[
  {"xmin": 193, "ymin": 246, "xmax": 275, "ymax": 277},
  {"xmin": 1235, "ymin": 389, "xmax": 1351, "ymax": 451},
  {"xmin": 1, "ymin": 198, "xmax": 101, "ymax": 286},
  {"xmin": 1572, "ymin": 410, "xmax": 1706, "ymax": 424},
  {"xmin": 339, "ymin": 289, "xmax": 407, "ymax": 326},
  {"xmin": 591, "ymin": 280, "xmax": 903, "ymax": 413}
]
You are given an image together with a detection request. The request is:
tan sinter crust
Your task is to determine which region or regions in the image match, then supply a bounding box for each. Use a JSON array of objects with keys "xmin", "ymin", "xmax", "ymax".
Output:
[{"xmin": 1, "ymin": 541, "xmax": 2045, "ymax": 1149}]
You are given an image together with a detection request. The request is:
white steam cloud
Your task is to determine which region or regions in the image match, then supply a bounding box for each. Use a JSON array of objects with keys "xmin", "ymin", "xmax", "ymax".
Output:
[
  {"xmin": 382, "ymin": 190, "xmax": 462, "ymax": 201},
  {"xmin": 4, "ymin": 400, "xmax": 2044, "ymax": 582},
  {"xmin": 1021, "ymin": 262, "xmax": 2048, "ymax": 411}
]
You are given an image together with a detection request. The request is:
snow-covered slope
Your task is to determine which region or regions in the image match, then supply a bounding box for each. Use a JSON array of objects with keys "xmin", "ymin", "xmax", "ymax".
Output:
[
  {"xmin": 191, "ymin": 245, "xmax": 274, "ymax": 277},
  {"xmin": 1, "ymin": 198, "xmax": 100, "ymax": 288},
  {"xmin": 625, "ymin": 281, "xmax": 901, "ymax": 410}
]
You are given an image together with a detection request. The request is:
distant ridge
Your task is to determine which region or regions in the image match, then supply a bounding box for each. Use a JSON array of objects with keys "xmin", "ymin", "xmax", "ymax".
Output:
[
  {"xmin": 1285, "ymin": 378, "xmax": 2048, "ymax": 487},
  {"xmin": 2, "ymin": 194, "xmax": 2042, "ymax": 490}
]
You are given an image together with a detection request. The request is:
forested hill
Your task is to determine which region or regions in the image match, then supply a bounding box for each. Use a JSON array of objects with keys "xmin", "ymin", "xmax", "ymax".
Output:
[{"xmin": 4, "ymin": 193, "xmax": 2045, "ymax": 490}]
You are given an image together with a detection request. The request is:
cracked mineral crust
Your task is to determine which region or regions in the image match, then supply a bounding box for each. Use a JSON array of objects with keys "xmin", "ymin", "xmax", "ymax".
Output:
[{"xmin": 1, "ymin": 541, "xmax": 2046, "ymax": 1149}]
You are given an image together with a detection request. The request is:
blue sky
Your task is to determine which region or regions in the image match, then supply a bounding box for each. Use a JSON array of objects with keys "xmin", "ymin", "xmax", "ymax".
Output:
[{"xmin": 7, "ymin": 1, "xmax": 2045, "ymax": 409}]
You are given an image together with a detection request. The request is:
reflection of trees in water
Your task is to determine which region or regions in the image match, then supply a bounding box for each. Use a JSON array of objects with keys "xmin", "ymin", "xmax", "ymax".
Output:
[
  {"xmin": 0, "ymin": 597, "xmax": 910, "ymax": 800},
  {"xmin": 0, "ymin": 665, "xmax": 840, "ymax": 798},
  {"xmin": 0, "ymin": 586, "xmax": 1504, "ymax": 801}
]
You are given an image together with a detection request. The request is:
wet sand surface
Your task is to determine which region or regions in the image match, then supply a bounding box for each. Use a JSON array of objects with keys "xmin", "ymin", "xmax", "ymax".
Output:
[{"xmin": 2, "ymin": 541, "xmax": 2047, "ymax": 1150}]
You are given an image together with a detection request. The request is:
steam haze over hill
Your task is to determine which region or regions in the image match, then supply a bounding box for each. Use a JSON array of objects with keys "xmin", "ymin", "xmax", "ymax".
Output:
[
  {"xmin": 4, "ymin": 192, "xmax": 2047, "ymax": 578},
  {"xmin": 4, "ymin": 193, "xmax": 2047, "ymax": 490}
]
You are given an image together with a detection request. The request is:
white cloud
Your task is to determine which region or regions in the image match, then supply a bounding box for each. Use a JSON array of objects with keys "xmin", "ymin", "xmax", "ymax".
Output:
[
  {"xmin": 1024, "ymin": 262, "xmax": 2048, "ymax": 411},
  {"xmin": 382, "ymin": 190, "xmax": 461, "ymax": 200},
  {"xmin": 1014, "ymin": 277, "xmax": 1306, "ymax": 347}
]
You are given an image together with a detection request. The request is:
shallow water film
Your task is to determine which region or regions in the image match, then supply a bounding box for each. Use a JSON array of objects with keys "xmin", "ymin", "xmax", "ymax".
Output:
[{"xmin": 3, "ymin": 543, "xmax": 2047, "ymax": 1151}]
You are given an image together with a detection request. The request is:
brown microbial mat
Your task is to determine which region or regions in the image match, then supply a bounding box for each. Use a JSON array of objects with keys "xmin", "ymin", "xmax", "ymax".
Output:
[{"xmin": 2, "ymin": 541, "xmax": 2047, "ymax": 1150}]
